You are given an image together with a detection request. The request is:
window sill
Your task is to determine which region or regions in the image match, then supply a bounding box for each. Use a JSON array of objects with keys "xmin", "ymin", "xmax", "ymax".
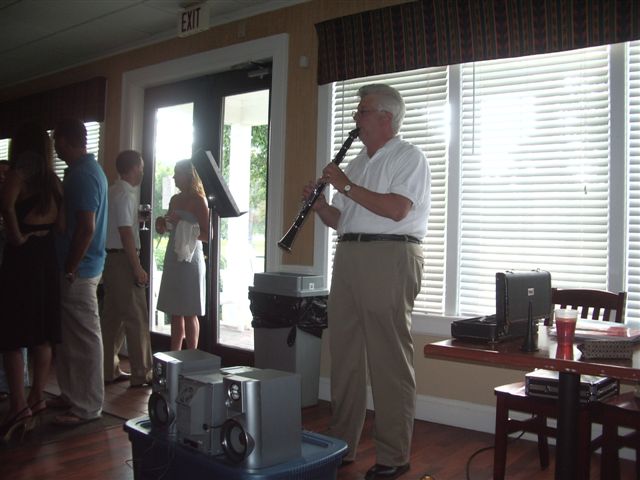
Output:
[{"xmin": 411, "ymin": 312, "xmax": 463, "ymax": 338}]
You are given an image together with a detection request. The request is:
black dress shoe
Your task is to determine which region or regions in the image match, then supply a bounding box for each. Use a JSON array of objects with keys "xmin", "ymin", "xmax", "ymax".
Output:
[
  {"xmin": 129, "ymin": 381, "xmax": 151, "ymax": 388},
  {"xmin": 365, "ymin": 463, "xmax": 410, "ymax": 480}
]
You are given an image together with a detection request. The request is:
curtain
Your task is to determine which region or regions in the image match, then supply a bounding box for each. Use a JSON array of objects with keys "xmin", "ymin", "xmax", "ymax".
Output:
[
  {"xmin": 316, "ymin": 0, "xmax": 640, "ymax": 84},
  {"xmin": 0, "ymin": 76, "xmax": 106, "ymax": 139}
]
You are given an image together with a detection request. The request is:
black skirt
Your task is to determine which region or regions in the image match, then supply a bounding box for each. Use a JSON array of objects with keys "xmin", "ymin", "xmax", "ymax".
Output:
[{"xmin": 0, "ymin": 230, "xmax": 61, "ymax": 350}]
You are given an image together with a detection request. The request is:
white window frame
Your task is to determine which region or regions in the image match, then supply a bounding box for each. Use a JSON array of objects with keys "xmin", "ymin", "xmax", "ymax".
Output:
[{"xmin": 316, "ymin": 42, "xmax": 634, "ymax": 337}]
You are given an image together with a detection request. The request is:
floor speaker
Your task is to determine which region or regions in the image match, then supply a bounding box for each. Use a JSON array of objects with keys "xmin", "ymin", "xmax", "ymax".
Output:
[
  {"xmin": 220, "ymin": 369, "xmax": 301, "ymax": 468},
  {"xmin": 148, "ymin": 349, "xmax": 221, "ymax": 435}
]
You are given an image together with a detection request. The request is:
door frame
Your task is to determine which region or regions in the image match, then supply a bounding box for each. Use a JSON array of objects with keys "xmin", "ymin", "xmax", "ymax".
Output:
[
  {"xmin": 119, "ymin": 35, "xmax": 290, "ymax": 364},
  {"xmin": 140, "ymin": 71, "xmax": 272, "ymax": 365},
  {"xmin": 119, "ymin": 34, "xmax": 289, "ymax": 275}
]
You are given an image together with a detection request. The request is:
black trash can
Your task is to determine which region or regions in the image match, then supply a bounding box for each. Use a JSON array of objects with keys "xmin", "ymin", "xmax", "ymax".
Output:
[{"xmin": 249, "ymin": 273, "xmax": 328, "ymax": 407}]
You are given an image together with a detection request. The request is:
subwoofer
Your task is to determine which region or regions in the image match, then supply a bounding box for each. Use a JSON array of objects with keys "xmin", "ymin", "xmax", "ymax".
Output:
[
  {"xmin": 220, "ymin": 369, "xmax": 302, "ymax": 468},
  {"xmin": 148, "ymin": 349, "xmax": 221, "ymax": 435}
]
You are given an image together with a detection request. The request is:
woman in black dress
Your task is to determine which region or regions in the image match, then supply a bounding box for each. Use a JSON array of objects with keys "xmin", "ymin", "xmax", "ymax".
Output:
[{"xmin": 0, "ymin": 123, "xmax": 62, "ymax": 442}]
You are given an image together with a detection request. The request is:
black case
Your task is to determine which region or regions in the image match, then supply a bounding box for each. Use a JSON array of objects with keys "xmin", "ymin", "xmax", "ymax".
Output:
[
  {"xmin": 451, "ymin": 270, "xmax": 553, "ymax": 343},
  {"xmin": 525, "ymin": 369, "xmax": 619, "ymax": 403}
]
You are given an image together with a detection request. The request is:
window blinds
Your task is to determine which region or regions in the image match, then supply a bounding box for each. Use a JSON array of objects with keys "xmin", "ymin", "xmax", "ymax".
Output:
[
  {"xmin": 332, "ymin": 68, "xmax": 448, "ymax": 313},
  {"xmin": 0, "ymin": 139, "xmax": 8, "ymax": 161},
  {"xmin": 627, "ymin": 41, "xmax": 640, "ymax": 321},
  {"xmin": 0, "ymin": 121, "xmax": 101, "ymax": 179},
  {"xmin": 459, "ymin": 46, "xmax": 610, "ymax": 315},
  {"xmin": 53, "ymin": 121, "xmax": 102, "ymax": 180}
]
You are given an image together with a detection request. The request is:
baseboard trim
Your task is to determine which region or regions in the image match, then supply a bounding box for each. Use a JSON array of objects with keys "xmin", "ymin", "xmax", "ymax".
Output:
[{"xmin": 318, "ymin": 377, "xmax": 494, "ymax": 432}]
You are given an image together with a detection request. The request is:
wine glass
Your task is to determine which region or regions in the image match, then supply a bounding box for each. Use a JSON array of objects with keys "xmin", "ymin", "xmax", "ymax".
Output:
[{"xmin": 139, "ymin": 204, "xmax": 152, "ymax": 231}]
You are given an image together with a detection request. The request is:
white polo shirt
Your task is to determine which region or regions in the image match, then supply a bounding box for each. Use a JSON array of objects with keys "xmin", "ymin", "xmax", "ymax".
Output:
[
  {"xmin": 106, "ymin": 179, "xmax": 140, "ymax": 250},
  {"xmin": 332, "ymin": 136, "xmax": 430, "ymax": 238}
]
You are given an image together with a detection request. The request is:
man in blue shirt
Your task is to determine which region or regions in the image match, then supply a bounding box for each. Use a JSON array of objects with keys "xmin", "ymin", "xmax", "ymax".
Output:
[{"xmin": 50, "ymin": 119, "xmax": 108, "ymax": 425}]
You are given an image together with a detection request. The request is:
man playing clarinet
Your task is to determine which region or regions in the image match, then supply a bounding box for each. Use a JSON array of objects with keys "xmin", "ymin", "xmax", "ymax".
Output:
[{"xmin": 304, "ymin": 83, "xmax": 431, "ymax": 480}]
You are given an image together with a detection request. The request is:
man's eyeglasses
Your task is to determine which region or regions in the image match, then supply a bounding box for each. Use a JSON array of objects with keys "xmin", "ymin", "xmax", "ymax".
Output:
[{"xmin": 351, "ymin": 108, "xmax": 383, "ymax": 119}]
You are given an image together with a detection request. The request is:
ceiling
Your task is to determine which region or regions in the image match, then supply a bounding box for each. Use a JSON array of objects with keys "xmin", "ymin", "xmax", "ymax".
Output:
[{"xmin": 0, "ymin": 0, "xmax": 306, "ymax": 89}]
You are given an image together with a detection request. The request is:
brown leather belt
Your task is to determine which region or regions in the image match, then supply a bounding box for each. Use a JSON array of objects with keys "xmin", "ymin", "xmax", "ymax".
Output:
[{"xmin": 338, "ymin": 233, "xmax": 421, "ymax": 244}]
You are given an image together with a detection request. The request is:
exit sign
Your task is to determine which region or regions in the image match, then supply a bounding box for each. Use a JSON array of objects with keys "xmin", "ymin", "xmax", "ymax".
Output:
[{"xmin": 178, "ymin": 3, "xmax": 210, "ymax": 38}]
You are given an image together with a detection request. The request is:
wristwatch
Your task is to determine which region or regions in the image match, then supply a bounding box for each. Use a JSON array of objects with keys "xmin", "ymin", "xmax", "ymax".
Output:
[{"xmin": 343, "ymin": 184, "xmax": 353, "ymax": 196}]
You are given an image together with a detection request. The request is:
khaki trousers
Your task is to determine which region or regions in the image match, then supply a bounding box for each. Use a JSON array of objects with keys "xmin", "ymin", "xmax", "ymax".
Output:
[
  {"xmin": 56, "ymin": 274, "xmax": 104, "ymax": 419},
  {"xmin": 100, "ymin": 252, "xmax": 152, "ymax": 384},
  {"xmin": 327, "ymin": 240, "xmax": 423, "ymax": 466}
]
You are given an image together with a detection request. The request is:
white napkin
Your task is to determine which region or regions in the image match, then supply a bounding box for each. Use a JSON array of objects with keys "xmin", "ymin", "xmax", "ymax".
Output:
[{"xmin": 174, "ymin": 220, "xmax": 200, "ymax": 262}]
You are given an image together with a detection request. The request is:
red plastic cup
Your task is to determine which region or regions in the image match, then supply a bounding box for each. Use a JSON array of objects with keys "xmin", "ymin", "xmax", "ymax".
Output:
[
  {"xmin": 555, "ymin": 342, "xmax": 574, "ymax": 360},
  {"xmin": 555, "ymin": 308, "xmax": 578, "ymax": 347}
]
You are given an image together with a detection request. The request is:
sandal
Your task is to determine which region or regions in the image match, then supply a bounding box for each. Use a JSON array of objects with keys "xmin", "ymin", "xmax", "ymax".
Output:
[
  {"xmin": 53, "ymin": 412, "xmax": 100, "ymax": 427},
  {"xmin": 0, "ymin": 406, "xmax": 32, "ymax": 443},
  {"xmin": 29, "ymin": 399, "xmax": 47, "ymax": 416},
  {"xmin": 23, "ymin": 399, "xmax": 48, "ymax": 432}
]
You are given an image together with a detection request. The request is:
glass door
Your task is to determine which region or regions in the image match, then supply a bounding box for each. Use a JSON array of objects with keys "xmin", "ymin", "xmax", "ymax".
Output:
[
  {"xmin": 218, "ymin": 90, "xmax": 269, "ymax": 350},
  {"xmin": 150, "ymin": 103, "xmax": 194, "ymax": 336},
  {"xmin": 141, "ymin": 66, "xmax": 271, "ymax": 363}
]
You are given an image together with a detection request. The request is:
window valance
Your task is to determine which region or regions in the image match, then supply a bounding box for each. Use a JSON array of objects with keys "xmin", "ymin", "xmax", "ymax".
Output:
[
  {"xmin": 316, "ymin": 0, "xmax": 640, "ymax": 85},
  {"xmin": 0, "ymin": 76, "xmax": 106, "ymax": 139}
]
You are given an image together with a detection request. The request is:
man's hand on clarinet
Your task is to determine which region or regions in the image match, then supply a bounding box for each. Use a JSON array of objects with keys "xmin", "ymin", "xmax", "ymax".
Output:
[
  {"xmin": 321, "ymin": 163, "xmax": 349, "ymax": 193},
  {"xmin": 302, "ymin": 180, "xmax": 327, "ymax": 212}
]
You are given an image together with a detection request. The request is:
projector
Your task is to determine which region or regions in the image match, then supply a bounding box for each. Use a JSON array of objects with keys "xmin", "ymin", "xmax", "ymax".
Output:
[
  {"xmin": 148, "ymin": 349, "xmax": 221, "ymax": 435},
  {"xmin": 221, "ymin": 369, "xmax": 302, "ymax": 468},
  {"xmin": 176, "ymin": 366, "xmax": 258, "ymax": 456}
]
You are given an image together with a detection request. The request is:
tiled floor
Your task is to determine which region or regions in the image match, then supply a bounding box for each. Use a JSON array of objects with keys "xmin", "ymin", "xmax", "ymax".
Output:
[{"xmin": 45, "ymin": 357, "xmax": 151, "ymax": 420}]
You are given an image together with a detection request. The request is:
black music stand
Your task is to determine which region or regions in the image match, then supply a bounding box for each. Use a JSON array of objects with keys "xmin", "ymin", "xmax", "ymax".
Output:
[
  {"xmin": 190, "ymin": 149, "xmax": 245, "ymax": 350},
  {"xmin": 191, "ymin": 149, "xmax": 245, "ymax": 218}
]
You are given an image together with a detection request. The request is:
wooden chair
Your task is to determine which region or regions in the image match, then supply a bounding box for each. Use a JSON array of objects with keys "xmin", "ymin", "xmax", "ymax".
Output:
[
  {"xmin": 493, "ymin": 288, "xmax": 626, "ymax": 480},
  {"xmin": 551, "ymin": 288, "xmax": 626, "ymax": 324},
  {"xmin": 599, "ymin": 392, "xmax": 640, "ymax": 480}
]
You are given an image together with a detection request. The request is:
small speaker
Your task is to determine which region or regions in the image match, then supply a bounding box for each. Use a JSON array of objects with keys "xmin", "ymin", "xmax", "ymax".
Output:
[
  {"xmin": 148, "ymin": 350, "xmax": 221, "ymax": 435},
  {"xmin": 176, "ymin": 366, "xmax": 258, "ymax": 455},
  {"xmin": 221, "ymin": 369, "xmax": 302, "ymax": 468}
]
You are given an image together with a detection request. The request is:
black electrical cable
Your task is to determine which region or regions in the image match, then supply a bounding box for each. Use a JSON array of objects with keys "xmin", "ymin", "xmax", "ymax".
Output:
[{"xmin": 465, "ymin": 430, "xmax": 526, "ymax": 480}]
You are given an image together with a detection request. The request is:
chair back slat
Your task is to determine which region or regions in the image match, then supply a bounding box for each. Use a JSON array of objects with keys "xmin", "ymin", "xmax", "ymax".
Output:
[{"xmin": 551, "ymin": 288, "xmax": 626, "ymax": 324}]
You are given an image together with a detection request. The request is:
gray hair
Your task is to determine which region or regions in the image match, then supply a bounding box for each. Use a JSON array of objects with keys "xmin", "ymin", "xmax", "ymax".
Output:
[{"xmin": 357, "ymin": 84, "xmax": 405, "ymax": 134}]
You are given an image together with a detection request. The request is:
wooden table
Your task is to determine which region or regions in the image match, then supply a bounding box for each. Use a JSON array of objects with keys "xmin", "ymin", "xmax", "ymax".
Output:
[{"xmin": 423, "ymin": 326, "xmax": 640, "ymax": 479}]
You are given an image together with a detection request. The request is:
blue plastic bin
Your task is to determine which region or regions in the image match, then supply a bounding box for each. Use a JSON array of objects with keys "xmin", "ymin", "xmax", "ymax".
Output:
[{"xmin": 124, "ymin": 416, "xmax": 347, "ymax": 479}]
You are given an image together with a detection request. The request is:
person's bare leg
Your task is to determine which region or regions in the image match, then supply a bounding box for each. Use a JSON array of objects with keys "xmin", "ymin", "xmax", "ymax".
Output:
[
  {"xmin": 170, "ymin": 315, "xmax": 185, "ymax": 350},
  {"xmin": 184, "ymin": 315, "xmax": 200, "ymax": 349},
  {"xmin": 26, "ymin": 343, "xmax": 51, "ymax": 410},
  {"xmin": 2, "ymin": 350, "xmax": 27, "ymax": 420}
]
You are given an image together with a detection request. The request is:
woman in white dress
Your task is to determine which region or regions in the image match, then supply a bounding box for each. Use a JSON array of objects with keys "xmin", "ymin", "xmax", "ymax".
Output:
[{"xmin": 155, "ymin": 160, "xmax": 209, "ymax": 350}]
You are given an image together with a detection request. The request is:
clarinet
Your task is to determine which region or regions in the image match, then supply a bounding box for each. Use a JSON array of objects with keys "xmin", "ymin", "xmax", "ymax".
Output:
[{"xmin": 278, "ymin": 128, "xmax": 360, "ymax": 252}]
